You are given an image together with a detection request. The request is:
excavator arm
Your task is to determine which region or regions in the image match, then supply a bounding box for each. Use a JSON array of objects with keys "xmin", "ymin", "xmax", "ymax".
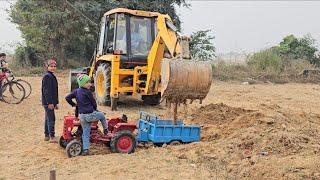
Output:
[
  {"xmin": 145, "ymin": 15, "xmax": 181, "ymax": 94},
  {"xmin": 145, "ymin": 15, "xmax": 212, "ymax": 105}
]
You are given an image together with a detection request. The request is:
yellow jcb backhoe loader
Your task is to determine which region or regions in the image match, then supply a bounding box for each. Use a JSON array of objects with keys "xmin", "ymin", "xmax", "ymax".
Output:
[{"xmin": 70, "ymin": 8, "xmax": 212, "ymax": 111}]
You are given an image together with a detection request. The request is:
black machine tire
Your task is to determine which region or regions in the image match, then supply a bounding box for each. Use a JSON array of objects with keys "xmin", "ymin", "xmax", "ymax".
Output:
[
  {"xmin": 1, "ymin": 81, "xmax": 25, "ymax": 104},
  {"xmin": 66, "ymin": 139, "xmax": 82, "ymax": 158},
  {"xmin": 59, "ymin": 136, "xmax": 69, "ymax": 149},
  {"xmin": 94, "ymin": 63, "xmax": 112, "ymax": 106},
  {"xmin": 16, "ymin": 79, "xmax": 32, "ymax": 99},
  {"xmin": 169, "ymin": 140, "xmax": 181, "ymax": 146},
  {"xmin": 69, "ymin": 67, "xmax": 88, "ymax": 92},
  {"xmin": 110, "ymin": 130, "xmax": 136, "ymax": 154},
  {"xmin": 142, "ymin": 93, "xmax": 161, "ymax": 105}
]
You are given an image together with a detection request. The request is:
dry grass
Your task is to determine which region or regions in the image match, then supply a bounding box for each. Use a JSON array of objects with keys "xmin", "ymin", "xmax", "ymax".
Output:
[{"xmin": 212, "ymin": 59, "xmax": 319, "ymax": 83}]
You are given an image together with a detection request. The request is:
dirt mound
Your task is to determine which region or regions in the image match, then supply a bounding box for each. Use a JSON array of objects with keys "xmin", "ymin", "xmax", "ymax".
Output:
[
  {"xmin": 180, "ymin": 103, "xmax": 263, "ymax": 141},
  {"xmin": 186, "ymin": 103, "xmax": 256, "ymax": 125},
  {"xmin": 173, "ymin": 103, "xmax": 320, "ymax": 179},
  {"xmin": 182, "ymin": 103, "xmax": 319, "ymax": 155}
]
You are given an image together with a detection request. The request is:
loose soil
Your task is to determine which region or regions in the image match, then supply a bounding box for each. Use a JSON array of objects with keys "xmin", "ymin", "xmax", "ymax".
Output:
[{"xmin": 1, "ymin": 73, "xmax": 320, "ymax": 179}]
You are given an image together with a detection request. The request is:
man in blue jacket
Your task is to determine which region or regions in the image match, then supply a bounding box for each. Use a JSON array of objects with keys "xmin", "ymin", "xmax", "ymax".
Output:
[
  {"xmin": 65, "ymin": 74, "xmax": 108, "ymax": 156},
  {"xmin": 41, "ymin": 59, "xmax": 59, "ymax": 143}
]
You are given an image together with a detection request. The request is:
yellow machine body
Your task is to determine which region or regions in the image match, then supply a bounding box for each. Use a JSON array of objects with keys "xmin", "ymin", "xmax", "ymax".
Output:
[{"xmin": 80, "ymin": 8, "xmax": 212, "ymax": 110}]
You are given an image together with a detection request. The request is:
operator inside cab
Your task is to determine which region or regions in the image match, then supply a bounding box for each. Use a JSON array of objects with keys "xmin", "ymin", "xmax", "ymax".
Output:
[{"xmin": 130, "ymin": 19, "xmax": 150, "ymax": 56}]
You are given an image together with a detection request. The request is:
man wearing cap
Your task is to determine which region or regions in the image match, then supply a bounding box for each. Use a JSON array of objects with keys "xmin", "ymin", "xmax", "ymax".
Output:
[
  {"xmin": 41, "ymin": 59, "xmax": 59, "ymax": 143},
  {"xmin": 65, "ymin": 74, "xmax": 108, "ymax": 156}
]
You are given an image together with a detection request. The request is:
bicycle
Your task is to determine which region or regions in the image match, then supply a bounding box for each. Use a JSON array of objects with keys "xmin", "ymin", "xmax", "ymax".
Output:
[
  {"xmin": 0, "ymin": 69, "xmax": 26, "ymax": 104},
  {"xmin": 9, "ymin": 75, "xmax": 32, "ymax": 99},
  {"xmin": 1, "ymin": 67, "xmax": 32, "ymax": 99}
]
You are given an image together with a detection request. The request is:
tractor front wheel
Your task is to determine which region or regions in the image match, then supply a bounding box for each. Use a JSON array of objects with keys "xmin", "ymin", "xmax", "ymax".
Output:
[
  {"xmin": 66, "ymin": 139, "xmax": 82, "ymax": 158},
  {"xmin": 110, "ymin": 130, "xmax": 136, "ymax": 154}
]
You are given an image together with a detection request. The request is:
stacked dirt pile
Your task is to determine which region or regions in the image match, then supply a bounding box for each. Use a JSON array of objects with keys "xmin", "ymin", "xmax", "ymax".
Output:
[
  {"xmin": 169, "ymin": 103, "xmax": 320, "ymax": 179},
  {"xmin": 187, "ymin": 103, "xmax": 256, "ymax": 125}
]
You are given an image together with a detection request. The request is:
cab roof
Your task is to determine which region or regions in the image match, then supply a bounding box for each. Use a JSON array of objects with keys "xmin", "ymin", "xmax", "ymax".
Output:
[{"xmin": 104, "ymin": 8, "xmax": 169, "ymax": 18}]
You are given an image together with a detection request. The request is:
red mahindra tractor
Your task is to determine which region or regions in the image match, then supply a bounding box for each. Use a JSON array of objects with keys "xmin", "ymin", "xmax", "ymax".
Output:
[{"xmin": 59, "ymin": 114, "xmax": 137, "ymax": 158}]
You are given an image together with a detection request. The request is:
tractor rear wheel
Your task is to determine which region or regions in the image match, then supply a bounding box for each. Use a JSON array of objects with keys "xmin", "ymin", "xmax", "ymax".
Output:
[
  {"xmin": 94, "ymin": 63, "xmax": 112, "ymax": 106},
  {"xmin": 110, "ymin": 130, "xmax": 136, "ymax": 154}
]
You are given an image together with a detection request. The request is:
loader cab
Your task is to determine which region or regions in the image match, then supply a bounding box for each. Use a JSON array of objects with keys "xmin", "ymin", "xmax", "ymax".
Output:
[{"xmin": 97, "ymin": 13, "xmax": 156, "ymax": 68}]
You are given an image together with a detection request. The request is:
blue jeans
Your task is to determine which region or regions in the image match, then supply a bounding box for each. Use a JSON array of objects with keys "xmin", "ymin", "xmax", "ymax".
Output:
[
  {"xmin": 44, "ymin": 106, "xmax": 56, "ymax": 137},
  {"xmin": 79, "ymin": 111, "xmax": 108, "ymax": 150}
]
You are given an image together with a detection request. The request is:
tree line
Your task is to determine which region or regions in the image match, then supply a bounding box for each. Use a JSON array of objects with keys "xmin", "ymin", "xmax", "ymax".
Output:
[{"xmin": 9, "ymin": 0, "xmax": 216, "ymax": 68}]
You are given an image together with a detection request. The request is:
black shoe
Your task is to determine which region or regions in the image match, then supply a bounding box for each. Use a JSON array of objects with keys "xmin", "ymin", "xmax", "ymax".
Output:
[
  {"xmin": 103, "ymin": 129, "xmax": 108, "ymax": 135},
  {"xmin": 82, "ymin": 149, "xmax": 89, "ymax": 156}
]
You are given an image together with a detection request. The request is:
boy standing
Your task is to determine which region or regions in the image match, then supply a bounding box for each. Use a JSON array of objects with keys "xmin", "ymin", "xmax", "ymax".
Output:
[
  {"xmin": 41, "ymin": 59, "xmax": 59, "ymax": 143},
  {"xmin": 0, "ymin": 53, "xmax": 8, "ymax": 69},
  {"xmin": 0, "ymin": 53, "xmax": 8, "ymax": 100},
  {"xmin": 65, "ymin": 74, "xmax": 108, "ymax": 156}
]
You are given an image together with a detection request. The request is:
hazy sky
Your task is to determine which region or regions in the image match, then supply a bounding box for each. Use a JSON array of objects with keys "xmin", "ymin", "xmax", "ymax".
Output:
[
  {"xmin": 0, "ymin": 0, "xmax": 22, "ymax": 53},
  {"xmin": 0, "ymin": 1, "xmax": 319, "ymax": 54},
  {"xmin": 178, "ymin": 1, "xmax": 320, "ymax": 54}
]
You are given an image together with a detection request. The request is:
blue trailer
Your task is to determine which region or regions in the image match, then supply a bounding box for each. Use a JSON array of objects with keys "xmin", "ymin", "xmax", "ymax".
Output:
[{"xmin": 136, "ymin": 112, "xmax": 201, "ymax": 145}]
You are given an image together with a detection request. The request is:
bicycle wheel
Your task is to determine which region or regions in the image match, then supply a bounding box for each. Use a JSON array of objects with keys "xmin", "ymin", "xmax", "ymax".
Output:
[
  {"xmin": 16, "ymin": 79, "xmax": 32, "ymax": 98},
  {"xmin": 1, "ymin": 81, "xmax": 25, "ymax": 104}
]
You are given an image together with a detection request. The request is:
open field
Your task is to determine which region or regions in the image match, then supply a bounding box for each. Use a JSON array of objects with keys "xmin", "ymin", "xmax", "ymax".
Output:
[{"xmin": 1, "ymin": 72, "xmax": 320, "ymax": 179}]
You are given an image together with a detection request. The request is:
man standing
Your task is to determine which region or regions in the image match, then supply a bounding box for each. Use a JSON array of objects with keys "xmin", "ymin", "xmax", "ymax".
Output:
[
  {"xmin": 0, "ymin": 53, "xmax": 7, "ymax": 68},
  {"xmin": 41, "ymin": 59, "xmax": 59, "ymax": 143},
  {"xmin": 0, "ymin": 53, "xmax": 8, "ymax": 100}
]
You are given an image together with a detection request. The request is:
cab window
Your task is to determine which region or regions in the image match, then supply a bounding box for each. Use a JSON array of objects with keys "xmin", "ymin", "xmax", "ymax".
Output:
[
  {"xmin": 130, "ymin": 17, "xmax": 153, "ymax": 56},
  {"xmin": 106, "ymin": 14, "xmax": 115, "ymax": 53},
  {"xmin": 115, "ymin": 14, "xmax": 127, "ymax": 54}
]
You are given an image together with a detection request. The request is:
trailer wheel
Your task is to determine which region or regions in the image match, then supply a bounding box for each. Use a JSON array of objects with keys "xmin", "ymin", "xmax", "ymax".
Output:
[
  {"xmin": 110, "ymin": 130, "xmax": 136, "ymax": 153},
  {"xmin": 153, "ymin": 143, "xmax": 164, "ymax": 147},
  {"xmin": 59, "ymin": 136, "xmax": 69, "ymax": 148},
  {"xmin": 169, "ymin": 140, "xmax": 181, "ymax": 146},
  {"xmin": 95, "ymin": 63, "xmax": 112, "ymax": 106},
  {"xmin": 66, "ymin": 139, "xmax": 82, "ymax": 158}
]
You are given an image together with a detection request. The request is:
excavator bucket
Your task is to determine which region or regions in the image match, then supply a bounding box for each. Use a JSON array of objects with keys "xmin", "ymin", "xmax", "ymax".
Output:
[{"xmin": 161, "ymin": 58, "xmax": 212, "ymax": 104}]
